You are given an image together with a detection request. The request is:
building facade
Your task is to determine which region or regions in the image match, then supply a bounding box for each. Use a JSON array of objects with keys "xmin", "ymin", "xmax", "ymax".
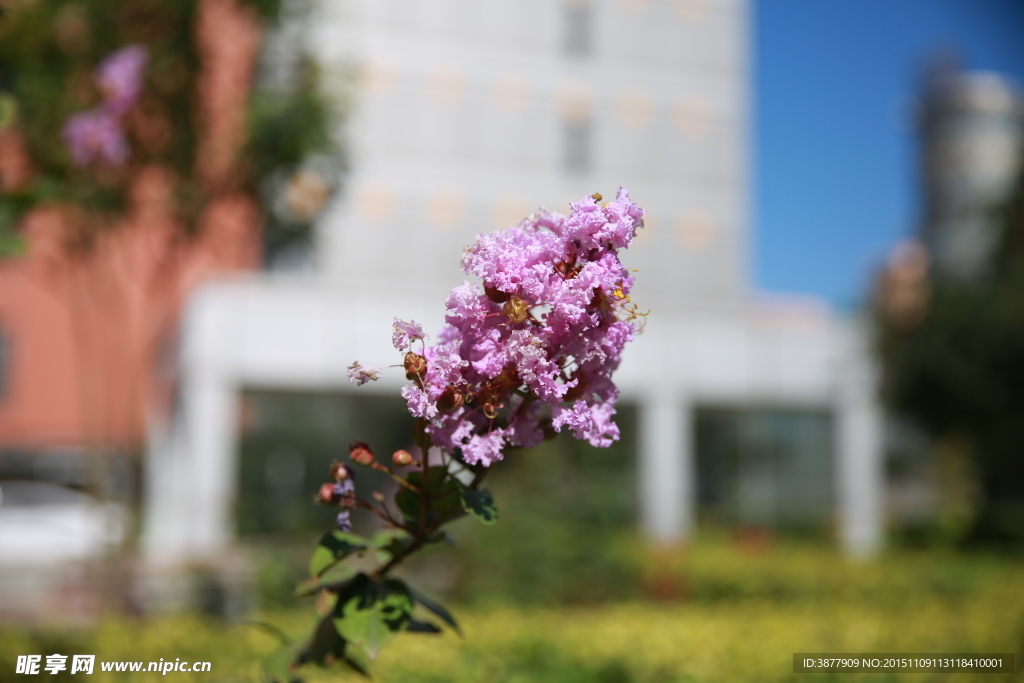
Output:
[{"xmin": 143, "ymin": 0, "xmax": 884, "ymax": 566}]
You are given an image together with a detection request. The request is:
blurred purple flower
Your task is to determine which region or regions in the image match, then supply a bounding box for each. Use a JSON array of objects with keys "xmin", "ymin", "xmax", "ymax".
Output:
[
  {"xmin": 96, "ymin": 44, "xmax": 149, "ymax": 116},
  {"xmin": 62, "ymin": 109, "xmax": 128, "ymax": 167},
  {"xmin": 61, "ymin": 44, "xmax": 149, "ymax": 168},
  {"xmin": 336, "ymin": 510, "xmax": 352, "ymax": 532}
]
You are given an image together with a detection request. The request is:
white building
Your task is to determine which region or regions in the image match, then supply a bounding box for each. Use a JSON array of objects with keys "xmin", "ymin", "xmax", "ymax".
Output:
[{"xmin": 143, "ymin": 0, "xmax": 883, "ymax": 566}]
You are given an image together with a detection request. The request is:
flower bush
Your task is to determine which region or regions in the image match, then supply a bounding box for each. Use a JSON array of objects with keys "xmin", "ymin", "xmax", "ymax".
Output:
[{"xmin": 267, "ymin": 189, "xmax": 647, "ymax": 679}]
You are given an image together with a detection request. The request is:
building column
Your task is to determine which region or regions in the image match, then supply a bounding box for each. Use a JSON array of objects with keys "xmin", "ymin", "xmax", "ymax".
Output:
[
  {"xmin": 836, "ymin": 333, "xmax": 884, "ymax": 557},
  {"xmin": 639, "ymin": 390, "xmax": 693, "ymax": 543},
  {"xmin": 142, "ymin": 410, "xmax": 190, "ymax": 564},
  {"xmin": 142, "ymin": 371, "xmax": 238, "ymax": 565},
  {"xmin": 182, "ymin": 372, "xmax": 239, "ymax": 559}
]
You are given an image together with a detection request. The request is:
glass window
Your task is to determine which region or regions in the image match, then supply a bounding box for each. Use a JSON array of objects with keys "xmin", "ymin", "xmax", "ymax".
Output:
[
  {"xmin": 696, "ymin": 406, "xmax": 834, "ymax": 535},
  {"xmin": 563, "ymin": 119, "xmax": 591, "ymax": 175},
  {"xmin": 237, "ymin": 390, "xmax": 413, "ymax": 536},
  {"xmin": 563, "ymin": 2, "xmax": 591, "ymax": 57}
]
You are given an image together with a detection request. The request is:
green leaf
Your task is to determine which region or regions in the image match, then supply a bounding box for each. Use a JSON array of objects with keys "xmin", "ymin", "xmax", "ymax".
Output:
[
  {"xmin": 456, "ymin": 481, "xmax": 498, "ymax": 526},
  {"xmin": 406, "ymin": 618, "xmax": 442, "ymax": 634},
  {"xmin": 338, "ymin": 649, "xmax": 371, "ymax": 678},
  {"xmin": 429, "ymin": 530, "xmax": 455, "ymax": 547},
  {"xmin": 305, "ymin": 615, "xmax": 347, "ymax": 666},
  {"xmin": 334, "ymin": 577, "xmax": 414, "ymax": 659},
  {"xmin": 290, "ymin": 612, "xmax": 371, "ymax": 679},
  {"xmin": 309, "ymin": 531, "xmax": 370, "ymax": 578},
  {"xmin": 295, "ymin": 564, "xmax": 358, "ymax": 597},
  {"xmin": 371, "ymin": 528, "xmax": 413, "ymax": 563},
  {"xmin": 332, "ymin": 573, "xmax": 372, "ymax": 605},
  {"xmin": 263, "ymin": 640, "xmax": 305, "ymax": 683},
  {"xmin": 394, "ymin": 466, "xmax": 463, "ymax": 526},
  {"xmin": 410, "ymin": 588, "xmax": 462, "ymax": 636}
]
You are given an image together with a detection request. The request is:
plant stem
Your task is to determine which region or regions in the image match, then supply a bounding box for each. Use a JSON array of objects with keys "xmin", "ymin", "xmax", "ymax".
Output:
[
  {"xmin": 354, "ymin": 496, "xmax": 402, "ymax": 527},
  {"xmin": 371, "ymin": 462, "xmax": 420, "ymax": 491},
  {"xmin": 419, "ymin": 431, "xmax": 430, "ymax": 536}
]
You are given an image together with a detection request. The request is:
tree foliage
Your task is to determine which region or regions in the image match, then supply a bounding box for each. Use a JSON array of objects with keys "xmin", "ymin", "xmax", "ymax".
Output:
[
  {"xmin": 875, "ymin": 168, "xmax": 1024, "ymax": 542},
  {"xmin": 0, "ymin": 0, "xmax": 338, "ymax": 260}
]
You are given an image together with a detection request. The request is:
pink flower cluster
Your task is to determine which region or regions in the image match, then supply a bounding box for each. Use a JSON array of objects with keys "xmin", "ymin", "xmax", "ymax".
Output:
[
  {"xmin": 350, "ymin": 189, "xmax": 645, "ymax": 467},
  {"xmin": 62, "ymin": 45, "xmax": 148, "ymax": 168}
]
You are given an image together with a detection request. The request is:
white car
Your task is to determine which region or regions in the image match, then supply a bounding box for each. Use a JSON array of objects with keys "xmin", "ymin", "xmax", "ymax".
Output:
[{"xmin": 0, "ymin": 480, "xmax": 127, "ymax": 567}]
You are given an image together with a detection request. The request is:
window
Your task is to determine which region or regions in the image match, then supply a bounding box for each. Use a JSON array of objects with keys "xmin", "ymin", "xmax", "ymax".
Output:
[
  {"xmin": 563, "ymin": 1, "xmax": 591, "ymax": 57},
  {"xmin": 696, "ymin": 407, "xmax": 834, "ymax": 535},
  {"xmin": 563, "ymin": 119, "xmax": 591, "ymax": 175}
]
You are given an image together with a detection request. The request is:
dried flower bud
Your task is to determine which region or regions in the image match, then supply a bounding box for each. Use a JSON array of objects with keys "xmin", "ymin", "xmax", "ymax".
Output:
[
  {"xmin": 347, "ymin": 361, "xmax": 382, "ymax": 386},
  {"xmin": 590, "ymin": 192, "xmax": 603, "ymax": 202},
  {"xmin": 404, "ymin": 352, "xmax": 427, "ymax": 380},
  {"xmin": 484, "ymin": 285, "xmax": 508, "ymax": 303},
  {"xmin": 493, "ymin": 365, "xmax": 521, "ymax": 390},
  {"xmin": 502, "ymin": 295, "xmax": 530, "ymax": 324},
  {"xmin": 349, "ymin": 442, "xmax": 375, "ymax": 466},
  {"xmin": 437, "ymin": 385, "xmax": 464, "ymax": 412},
  {"xmin": 392, "ymin": 449, "xmax": 414, "ymax": 467}
]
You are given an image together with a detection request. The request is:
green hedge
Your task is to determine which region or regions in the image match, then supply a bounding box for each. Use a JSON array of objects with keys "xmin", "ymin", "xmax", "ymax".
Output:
[{"xmin": 4, "ymin": 540, "xmax": 1023, "ymax": 682}]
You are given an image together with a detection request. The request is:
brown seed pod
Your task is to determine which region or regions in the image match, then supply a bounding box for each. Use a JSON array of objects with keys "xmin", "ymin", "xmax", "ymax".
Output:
[
  {"xmin": 437, "ymin": 385, "xmax": 464, "ymax": 411},
  {"xmin": 404, "ymin": 352, "xmax": 427, "ymax": 379}
]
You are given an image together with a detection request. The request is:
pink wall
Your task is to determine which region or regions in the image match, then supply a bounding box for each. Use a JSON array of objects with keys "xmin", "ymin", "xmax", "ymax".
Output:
[{"xmin": 0, "ymin": 0, "xmax": 263, "ymax": 453}]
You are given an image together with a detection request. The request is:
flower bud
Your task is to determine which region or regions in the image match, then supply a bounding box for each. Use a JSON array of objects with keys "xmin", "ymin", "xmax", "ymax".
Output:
[
  {"xmin": 392, "ymin": 449, "xmax": 414, "ymax": 467},
  {"xmin": 349, "ymin": 442, "xmax": 375, "ymax": 466},
  {"xmin": 437, "ymin": 385, "xmax": 464, "ymax": 412},
  {"xmin": 404, "ymin": 352, "xmax": 427, "ymax": 380},
  {"xmin": 330, "ymin": 459, "xmax": 352, "ymax": 481},
  {"xmin": 317, "ymin": 482, "xmax": 338, "ymax": 504}
]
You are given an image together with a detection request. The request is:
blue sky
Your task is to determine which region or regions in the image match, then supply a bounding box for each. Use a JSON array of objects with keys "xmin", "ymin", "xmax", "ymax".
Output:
[{"xmin": 754, "ymin": 0, "xmax": 1024, "ymax": 309}]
